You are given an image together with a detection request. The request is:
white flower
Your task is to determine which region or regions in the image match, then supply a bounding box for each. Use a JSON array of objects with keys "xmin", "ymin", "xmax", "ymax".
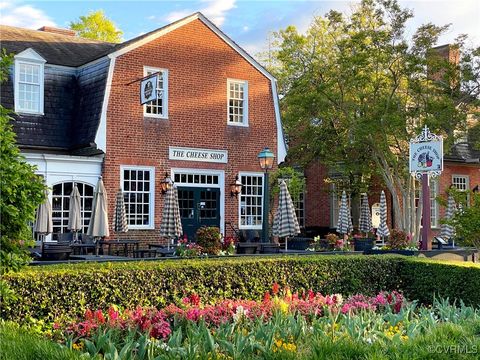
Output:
[{"xmin": 233, "ymin": 305, "xmax": 249, "ymax": 323}]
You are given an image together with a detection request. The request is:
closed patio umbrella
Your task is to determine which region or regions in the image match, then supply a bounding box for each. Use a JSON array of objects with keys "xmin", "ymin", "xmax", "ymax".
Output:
[
  {"xmin": 112, "ymin": 188, "xmax": 128, "ymax": 240},
  {"xmin": 272, "ymin": 180, "xmax": 301, "ymax": 251},
  {"xmin": 160, "ymin": 186, "xmax": 183, "ymax": 249},
  {"xmin": 67, "ymin": 184, "xmax": 82, "ymax": 242},
  {"xmin": 34, "ymin": 190, "xmax": 53, "ymax": 246},
  {"xmin": 359, "ymin": 193, "xmax": 372, "ymax": 236},
  {"xmin": 337, "ymin": 191, "xmax": 352, "ymax": 237},
  {"xmin": 377, "ymin": 190, "xmax": 390, "ymax": 243},
  {"xmin": 440, "ymin": 193, "xmax": 456, "ymax": 246},
  {"xmin": 87, "ymin": 177, "xmax": 109, "ymax": 254}
]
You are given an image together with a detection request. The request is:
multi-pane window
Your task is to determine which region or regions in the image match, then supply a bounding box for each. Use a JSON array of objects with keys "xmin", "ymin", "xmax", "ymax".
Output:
[
  {"xmin": 51, "ymin": 182, "xmax": 94, "ymax": 239},
  {"xmin": 452, "ymin": 175, "xmax": 470, "ymax": 206},
  {"xmin": 293, "ymin": 191, "xmax": 305, "ymax": 228},
  {"xmin": 415, "ymin": 179, "xmax": 439, "ymax": 227},
  {"xmin": 239, "ymin": 174, "xmax": 263, "ymax": 229},
  {"xmin": 15, "ymin": 62, "xmax": 44, "ymax": 113},
  {"xmin": 228, "ymin": 79, "xmax": 248, "ymax": 125},
  {"xmin": 144, "ymin": 67, "xmax": 168, "ymax": 118},
  {"xmin": 174, "ymin": 173, "xmax": 219, "ymax": 185},
  {"xmin": 122, "ymin": 167, "xmax": 155, "ymax": 229}
]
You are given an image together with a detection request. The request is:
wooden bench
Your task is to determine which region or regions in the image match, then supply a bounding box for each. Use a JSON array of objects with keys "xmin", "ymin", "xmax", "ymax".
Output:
[{"xmin": 41, "ymin": 242, "xmax": 72, "ymax": 261}]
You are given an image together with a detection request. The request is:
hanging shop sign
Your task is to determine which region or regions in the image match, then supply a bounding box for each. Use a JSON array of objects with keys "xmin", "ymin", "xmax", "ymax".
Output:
[
  {"xmin": 169, "ymin": 147, "xmax": 228, "ymax": 163},
  {"xmin": 140, "ymin": 74, "xmax": 158, "ymax": 105},
  {"xmin": 409, "ymin": 126, "xmax": 443, "ymax": 178}
]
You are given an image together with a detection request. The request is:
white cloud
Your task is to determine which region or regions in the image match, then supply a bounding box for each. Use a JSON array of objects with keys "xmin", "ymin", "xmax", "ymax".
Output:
[
  {"xmin": 0, "ymin": 2, "xmax": 56, "ymax": 29},
  {"xmin": 165, "ymin": 0, "xmax": 236, "ymax": 27}
]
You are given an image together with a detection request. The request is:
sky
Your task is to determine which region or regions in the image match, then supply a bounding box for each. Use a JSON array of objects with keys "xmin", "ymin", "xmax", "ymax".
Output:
[{"xmin": 1, "ymin": 0, "xmax": 479, "ymax": 56}]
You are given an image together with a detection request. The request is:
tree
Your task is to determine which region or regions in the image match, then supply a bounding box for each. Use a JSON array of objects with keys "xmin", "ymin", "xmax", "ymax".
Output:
[
  {"xmin": 70, "ymin": 10, "xmax": 123, "ymax": 43},
  {"xmin": 269, "ymin": 0, "xmax": 480, "ymax": 240},
  {"xmin": 0, "ymin": 52, "xmax": 45, "ymax": 273}
]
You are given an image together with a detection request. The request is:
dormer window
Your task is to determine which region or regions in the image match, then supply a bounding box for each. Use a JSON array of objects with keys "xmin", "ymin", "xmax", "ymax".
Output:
[{"xmin": 14, "ymin": 49, "xmax": 46, "ymax": 115}]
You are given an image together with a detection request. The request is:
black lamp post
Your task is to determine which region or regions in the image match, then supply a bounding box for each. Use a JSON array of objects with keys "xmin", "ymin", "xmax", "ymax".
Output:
[
  {"xmin": 160, "ymin": 172, "xmax": 173, "ymax": 194},
  {"xmin": 230, "ymin": 175, "xmax": 243, "ymax": 198},
  {"xmin": 258, "ymin": 147, "xmax": 275, "ymax": 243}
]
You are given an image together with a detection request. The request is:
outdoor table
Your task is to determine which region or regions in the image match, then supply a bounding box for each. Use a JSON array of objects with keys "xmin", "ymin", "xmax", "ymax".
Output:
[
  {"xmin": 99, "ymin": 240, "xmax": 140, "ymax": 257},
  {"xmin": 70, "ymin": 243, "xmax": 96, "ymax": 255},
  {"xmin": 148, "ymin": 243, "xmax": 177, "ymax": 257}
]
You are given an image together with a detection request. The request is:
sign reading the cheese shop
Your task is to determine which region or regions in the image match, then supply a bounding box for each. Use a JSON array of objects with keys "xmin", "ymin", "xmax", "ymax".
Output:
[
  {"xmin": 169, "ymin": 147, "xmax": 228, "ymax": 163},
  {"xmin": 409, "ymin": 126, "xmax": 443, "ymax": 176}
]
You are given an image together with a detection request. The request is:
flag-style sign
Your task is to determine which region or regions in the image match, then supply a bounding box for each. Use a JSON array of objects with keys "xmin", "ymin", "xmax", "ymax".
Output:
[{"xmin": 140, "ymin": 74, "xmax": 158, "ymax": 105}]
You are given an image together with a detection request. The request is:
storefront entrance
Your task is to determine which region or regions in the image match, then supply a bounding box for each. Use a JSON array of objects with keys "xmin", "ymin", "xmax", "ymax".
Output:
[{"xmin": 178, "ymin": 187, "xmax": 220, "ymax": 240}]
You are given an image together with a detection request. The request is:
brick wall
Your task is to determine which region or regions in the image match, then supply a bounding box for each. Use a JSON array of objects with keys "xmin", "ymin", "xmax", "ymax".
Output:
[{"xmin": 102, "ymin": 19, "xmax": 279, "ymax": 247}]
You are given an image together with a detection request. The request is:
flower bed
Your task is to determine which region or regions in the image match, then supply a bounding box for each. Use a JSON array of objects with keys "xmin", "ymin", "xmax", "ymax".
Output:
[
  {"xmin": 46, "ymin": 285, "xmax": 480, "ymax": 359},
  {"xmin": 2, "ymin": 256, "xmax": 480, "ymax": 325}
]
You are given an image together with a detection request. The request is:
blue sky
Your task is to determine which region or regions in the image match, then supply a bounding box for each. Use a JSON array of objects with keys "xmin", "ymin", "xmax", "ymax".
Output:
[{"xmin": 1, "ymin": 0, "xmax": 478, "ymax": 56}]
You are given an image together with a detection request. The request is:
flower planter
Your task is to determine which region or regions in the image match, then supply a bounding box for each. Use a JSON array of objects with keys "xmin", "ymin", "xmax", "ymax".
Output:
[
  {"xmin": 353, "ymin": 238, "xmax": 375, "ymax": 252},
  {"xmin": 260, "ymin": 243, "xmax": 280, "ymax": 254},
  {"xmin": 287, "ymin": 237, "xmax": 314, "ymax": 250},
  {"xmin": 365, "ymin": 249, "xmax": 415, "ymax": 256},
  {"xmin": 236, "ymin": 243, "xmax": 260, "ymax": 254}
]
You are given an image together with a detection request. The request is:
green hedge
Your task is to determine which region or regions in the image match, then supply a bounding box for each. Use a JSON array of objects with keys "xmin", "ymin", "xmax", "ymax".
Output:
[{"xmin": 1, "ymin": 255, "xmax": 479, "ymax": 323}]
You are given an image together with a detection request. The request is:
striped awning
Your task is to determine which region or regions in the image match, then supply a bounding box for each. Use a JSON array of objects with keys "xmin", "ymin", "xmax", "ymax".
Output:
[
  {"xmin": 377, "ymin": 190, "xmax": 390, "ymax": 238},
  {"xmin": 159, "ymin": 186, "xmax": 183, "ymax": 238},
  {"xmin": 272, "ymin": 180, "xmax": 300, "ymax": 238}
]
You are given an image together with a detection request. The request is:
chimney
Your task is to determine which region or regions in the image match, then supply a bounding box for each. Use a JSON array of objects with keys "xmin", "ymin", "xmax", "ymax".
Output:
[{"xmin": 37, "ymin": 26, "xmax": 76, "ymax": 37}]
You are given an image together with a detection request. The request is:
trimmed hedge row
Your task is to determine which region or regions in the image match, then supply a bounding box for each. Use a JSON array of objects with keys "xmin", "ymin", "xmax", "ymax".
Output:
[{"xmin": 1, "ymin": 255, "xmax": 479, "ymax": 323}]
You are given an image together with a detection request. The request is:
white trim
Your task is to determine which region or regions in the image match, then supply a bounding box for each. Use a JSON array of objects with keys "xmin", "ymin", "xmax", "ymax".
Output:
[
  {"xmin": 271, "ymin": 80, "xmax": 287, "ymax": 164},
  {"xmin": 95, "ymin": 57, "xmax": 115, "ymax": 152},
  {"xmin": 143, "ymin": 66, "xmax": 168, "ymax": 119},
  {"xmin": 452, "ymin": 174, "xmax": 470, "ymax": 191},
  {"xmin": 120, "ymin": 165, "xmax": 156, "ymax": 230},
  {"xmin": 171, "ymin": 168, "xmax": 225, "ymax": 235},
  {"xmin": 14, "ymin": 49, "xmax": 46, "ymax": 115},
  {"xmin": 227, "ymin": 78, "xmax": 248, "ymax": 127},
  {"xmin": 105, "ymin": 12, "xmax": 287, "ymax": 163},
  {"xmin": 238, "ymin": 171, "xmax": 264, "ymax": 230}
]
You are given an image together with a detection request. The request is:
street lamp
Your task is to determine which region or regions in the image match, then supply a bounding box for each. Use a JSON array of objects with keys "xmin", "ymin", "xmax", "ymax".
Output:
[
  {"xmin": 230, "ymin": 175, "xmax": 243, "ymax": 198},
  {"xmin": 258, "ymin": 147, "xmax": 275, "ymax": 243},
  {"xmin": 160, "ymin": 172, "xmax": 173, "ymax": 194}
]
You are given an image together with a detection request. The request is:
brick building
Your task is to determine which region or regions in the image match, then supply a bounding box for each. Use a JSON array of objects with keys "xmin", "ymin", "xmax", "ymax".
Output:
[{"xmin": 0, "ymin": 13, "xmax": 287, "ymax": 246}]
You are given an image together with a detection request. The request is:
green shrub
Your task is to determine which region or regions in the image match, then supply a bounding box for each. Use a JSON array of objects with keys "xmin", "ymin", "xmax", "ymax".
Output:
[
  {"xmin": 196, "ymin": 226, "xmax": 222, "ymax": 255},
  {"xmin": 1, "ymin": 256, "xmax": 479, "ymax": 324}
]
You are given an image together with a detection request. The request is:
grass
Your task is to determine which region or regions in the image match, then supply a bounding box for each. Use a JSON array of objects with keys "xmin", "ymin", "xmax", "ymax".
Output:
[
  {"xmin": 308, "ymin": 321, "xmax": 480, "ymax": 360},
  {"xmin": 0, "ymin": 323, "xmax": 83, "ymax": 360}
]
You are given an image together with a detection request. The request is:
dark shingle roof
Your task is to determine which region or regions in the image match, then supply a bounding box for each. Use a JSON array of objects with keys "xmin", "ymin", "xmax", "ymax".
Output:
[
  {"xmin": 445, "ymin": 142, "xmax": 480, "ymax": 163},
  {"xmin": 0, "ymin": 25, "xmax": 116, "ymax": 67}
]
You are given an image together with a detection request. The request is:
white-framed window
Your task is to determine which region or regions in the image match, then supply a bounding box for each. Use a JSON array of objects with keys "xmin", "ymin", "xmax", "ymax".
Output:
[
  {"xmin": 227, "ymin": 79, "xmax": 248, "ymax": 126},
  {"xmin": 239, "ymin": 172, "xmax": 263, "ymax": 229},
  {"xmin": 452, "ymin": 175, "xmax": 469, "ymax": 191},
  {"xmin": 143, "ymin": 67, "xmax": 168, "ymax": 119},
  {"xmin": 415, "ymin": 179, "xmax": 439, "ymax": 228},
  {"xmin": 14, "ymin": 49, "xmax": 45, "ymax": 115},
  {"xmin": 51, "ymin": 182, "xmax": 94, "ymax": 239},
  {"xmin": 293, "ymin": 191, "xmax": 305, "ymax": 228},
  {"xmin": 121, "ymin": 166, "xmax": 155, "ymax": 229},
  {"xmin": 452, "ymin": 175, "xmax": 470, "ymax": 206}
]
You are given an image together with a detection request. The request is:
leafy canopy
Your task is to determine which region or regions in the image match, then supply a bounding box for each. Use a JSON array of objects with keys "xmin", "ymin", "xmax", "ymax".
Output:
[
  {"xmin": 0, "ymin": 52, "xmax": 45, "ymax": 273},
  {"xmin": 70, "ymin": 10, "xmax": 123, "ymax": 43}
]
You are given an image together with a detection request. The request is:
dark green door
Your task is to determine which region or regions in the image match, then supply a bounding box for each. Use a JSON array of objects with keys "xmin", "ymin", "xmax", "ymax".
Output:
[{"xmin": 177, "ymin": 187, "xmax": 220, "ymax": 241}]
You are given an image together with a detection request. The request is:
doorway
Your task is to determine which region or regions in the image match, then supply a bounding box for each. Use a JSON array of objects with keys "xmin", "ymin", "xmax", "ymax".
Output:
[{"xmin": 177, "ymin": 187, "xmax": 221, "ymax": 240}]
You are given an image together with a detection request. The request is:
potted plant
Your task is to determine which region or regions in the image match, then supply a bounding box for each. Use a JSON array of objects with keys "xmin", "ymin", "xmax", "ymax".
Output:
[
  {"xmin": 366, "ymin": 229, "xmax": 417, "ymax": 255},
  {"xmin": 353, "ymin": 233, "xmax": 375, "ymax": 252}
]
